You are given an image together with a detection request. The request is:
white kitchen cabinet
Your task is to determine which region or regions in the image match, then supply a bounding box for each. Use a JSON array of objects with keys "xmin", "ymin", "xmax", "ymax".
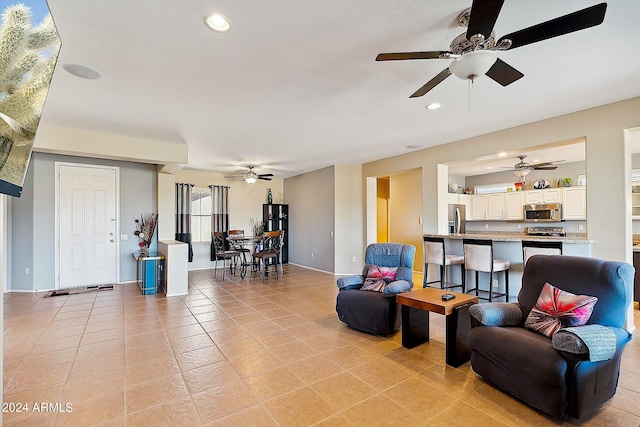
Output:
[
  {"xmin": 543, "ymin": 188, "xmax": 562, "ymax": 203},
  {"xmin": 487, "ymin": 194, "xmax": 505, "ymax": 220},
  {"xmin": 470, "ymin": 194, "xmax": 487, "ymax": 220},
  {"xmin": 525, "ymin": 188, "xmax": 561, "ymax": 204},
  {"xmin": 505, "ymin": 191, "xmax": 525, "ymax": 220},
  {"xmin": 562, "ymin": 186, "xmax": 586, "ymax": 220},
  {"xmin": 524, "ymin": 190, "xmax": 542, "ymax": 204},
  {"xmin": 448, "ymin": 194, "xmax": 459, "ymax": 205}
]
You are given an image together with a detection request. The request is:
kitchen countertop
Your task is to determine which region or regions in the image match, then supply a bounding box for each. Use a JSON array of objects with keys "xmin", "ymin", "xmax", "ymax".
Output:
[{"xmin": 424, "ymin": 231, "xmax": 594, "ymax": 244}]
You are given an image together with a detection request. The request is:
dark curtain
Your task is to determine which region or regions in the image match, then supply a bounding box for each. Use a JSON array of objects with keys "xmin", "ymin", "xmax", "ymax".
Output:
[
  {"xmin": 210, "ymin": 185, "xmax": 230, "ymax": 259},
  {"xmin": 175, "ymin": 183, "xmax": 194, "ymax": 262}
]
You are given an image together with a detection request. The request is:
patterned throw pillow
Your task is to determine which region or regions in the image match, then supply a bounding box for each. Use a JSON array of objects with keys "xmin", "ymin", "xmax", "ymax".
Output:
[
  {"xmin": 524, "ymin": 282, "xmax": 598, "ymax": 337},
  {"xmin": 360, "ymin": 265, "xmax": 398, "ymax": 292}
]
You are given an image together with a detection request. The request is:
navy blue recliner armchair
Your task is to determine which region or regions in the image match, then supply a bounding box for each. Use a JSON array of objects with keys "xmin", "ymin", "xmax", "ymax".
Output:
[
  {"xmin": 336, "ymin": 243, "xmax": 415, "ymax": 335},
  {"xmin": 467, "ymin": 255, "xmax": 634, "ymax": 420}
]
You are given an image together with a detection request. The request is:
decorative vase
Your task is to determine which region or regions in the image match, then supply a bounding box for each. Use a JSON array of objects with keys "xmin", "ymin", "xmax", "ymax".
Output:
[{"xmin": 267, "ymin": 188, "xmax": 273, "ymax": 204}]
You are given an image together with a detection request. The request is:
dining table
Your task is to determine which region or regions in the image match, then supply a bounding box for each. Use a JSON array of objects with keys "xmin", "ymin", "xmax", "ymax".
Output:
[{"xmin": 226, "ymin": 235, "xmax": 263, "ymax": 278}]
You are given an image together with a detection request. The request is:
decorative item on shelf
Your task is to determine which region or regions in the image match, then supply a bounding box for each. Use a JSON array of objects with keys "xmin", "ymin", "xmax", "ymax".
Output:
[
  {"xmin": 250, "ymin": 217, "xmax": 264, "ymax": 236},
  {"xmin": 514, "ymin": 182, "xmax": 523, "ymax": 191},
  {"xmin": 533, "ymin": 179, "xmax": 551, "ymax": 189},
  {"xmin": 267, "ymin": 188, "xmax": 273, "ymax": 204},
  {"xmin": 134, "ymin": 213, "xmax": 157, "ymax": 255},
  {"xmin": 464, "ymin": 187, "xmax": 473, "ymax": 195},
  {"xmin": 557, "ymin": 177, "xmax": 572, "ymax": 187},
  {"xmin": 578, "ymin": 174, "xmax": 586, "ymax": 186},
  {"xmin": 448, "ymin": 183, "xmax": 458, "ymax": 193}
]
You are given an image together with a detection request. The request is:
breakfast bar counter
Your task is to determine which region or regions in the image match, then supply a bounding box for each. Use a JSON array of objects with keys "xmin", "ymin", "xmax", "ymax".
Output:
[
  {"xmin": 422, "ymin": 232, "xmax": 594, "ymax": 300},
  {"xmin": 424, "ymin": 231, "xmax": 594, "ymax": 244}
]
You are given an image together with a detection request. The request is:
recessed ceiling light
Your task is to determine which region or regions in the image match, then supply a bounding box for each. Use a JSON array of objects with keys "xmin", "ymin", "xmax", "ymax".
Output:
[
  {"xmin": 498, "ymin": 152, "xmax": 507, "ymax": 157},
  {"xmin": 425, "ymin": 103, "xmax": 441, "ymax": 110},
  {"xmin": 63, "ymin": 64, "xmax": 100, "ymax": 79},
  {"xmin": 406, "ymin": 144, "xmax": 423, "ymax": 149},
  {"xmin": 205, "ymin": 13, "xmax": 231, "ymax": 32}
]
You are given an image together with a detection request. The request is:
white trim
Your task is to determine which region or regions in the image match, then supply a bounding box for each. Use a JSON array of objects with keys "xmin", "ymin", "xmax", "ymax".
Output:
[
  {"xmin": 54, "ymin": 162, "xmax": 120, "ymax": 289},
  {"xmin": 289, "ymin": 263, "xmax": 334, "ymax": 275}
]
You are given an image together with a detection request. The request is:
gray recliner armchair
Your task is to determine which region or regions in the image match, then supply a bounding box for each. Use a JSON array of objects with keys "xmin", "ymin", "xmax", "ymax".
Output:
[
  {"xmin": 335, "ymin": 243, "xmax": 415, "ymax": 335},
  {"xmin": 467, "ymin": 255, "xmax": 634, "ymax": 420}
]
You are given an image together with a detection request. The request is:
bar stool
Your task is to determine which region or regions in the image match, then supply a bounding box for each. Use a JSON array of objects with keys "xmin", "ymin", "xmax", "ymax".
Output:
[
  {"xmin": 463, "ymin": 239, "xmax": 510, "ymax": 302},
  {"xmin": 522, "ymin": 241, "xmax": 562, "ymax": 266},
  {"xmin": 423, "ymin": 237, "xmax": 465, "ymax": 291}
]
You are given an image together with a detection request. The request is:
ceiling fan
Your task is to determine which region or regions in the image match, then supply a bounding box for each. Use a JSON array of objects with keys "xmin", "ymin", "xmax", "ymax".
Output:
[
  {"xmin": 224, "ymin": 165, "xmax": 273, "ymax": 184},
  {"xmin": 508, "ymin": 155, "xmax": 560, "ymax": 179},
  {"xmin": 376, "ymin": 1, "xmax": 607, "ymax": 97}
]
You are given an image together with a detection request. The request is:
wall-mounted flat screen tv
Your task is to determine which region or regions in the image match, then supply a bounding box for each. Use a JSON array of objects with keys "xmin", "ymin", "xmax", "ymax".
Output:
[{"xmin": 0, "ymin": 0, "xmax": 60, "ymax": 197}]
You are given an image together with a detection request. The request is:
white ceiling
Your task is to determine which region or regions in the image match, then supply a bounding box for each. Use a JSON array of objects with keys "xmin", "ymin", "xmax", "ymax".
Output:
[{"xmin": 39, "ymin": 0, "xmax": 640, "ymax": 178}]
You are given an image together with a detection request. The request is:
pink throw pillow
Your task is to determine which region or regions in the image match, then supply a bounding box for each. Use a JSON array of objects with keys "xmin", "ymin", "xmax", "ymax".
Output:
[{"xmin": 524, "ymin": 282, "xmax": 598, "ymax": 337}]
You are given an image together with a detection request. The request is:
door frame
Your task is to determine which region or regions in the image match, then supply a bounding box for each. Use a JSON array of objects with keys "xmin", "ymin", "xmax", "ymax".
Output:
[{"xmin": 54, "ymin": 162, "xmax": 120, "ymax": 289}]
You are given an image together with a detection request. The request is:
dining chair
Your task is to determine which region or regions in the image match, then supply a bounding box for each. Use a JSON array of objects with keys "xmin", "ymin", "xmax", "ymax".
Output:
[
  {"xmin": 253, "ymin": 230, "xmax": 283, "ymax": 281},
  {"xmin": 212, "ymin": 231, "xmax": 240, "ymax": 280}
]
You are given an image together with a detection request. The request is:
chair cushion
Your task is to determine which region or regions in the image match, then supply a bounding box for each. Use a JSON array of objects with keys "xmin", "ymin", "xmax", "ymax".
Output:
[
  {"xmin": 444, "ymin": 254, "xmax": 464, "ymax": 265},
  {"xmin": 524, "ymin": 282, "xmax": 598, "ymax": 337},
  {"xmin": 492, "ymin": 259, "xmax": 510, "ymax": 271}
]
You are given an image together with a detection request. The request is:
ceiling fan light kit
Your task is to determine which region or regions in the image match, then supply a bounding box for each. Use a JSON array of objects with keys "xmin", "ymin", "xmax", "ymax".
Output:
[
  {"xmin": 376, "ymin": 1, "xmax": 608, "ymax": 97},
  {"xmin": 448, "ymin": 50, "xmax": 497, "ymax": 81}
]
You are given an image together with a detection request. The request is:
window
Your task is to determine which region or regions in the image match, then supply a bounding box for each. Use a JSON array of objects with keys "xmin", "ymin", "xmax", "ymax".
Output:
[{"xmin": 191, "ymin": 188, "xmax": 211, "ymax": 242}]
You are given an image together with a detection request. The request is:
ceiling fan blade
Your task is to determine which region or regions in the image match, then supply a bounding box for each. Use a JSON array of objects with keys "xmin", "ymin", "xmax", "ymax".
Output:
[
  {"xmin": 466, "ymin": 0, "xmax": 505, "ymax": 41},
  {"xmin": 409, "ymin": 68, "xmax": 451, "ymax": 98},
  {"xmin": 485, "ymin": 58, "xmax": 524, "ymax": 86},
  {"xmin": 258, "ymin": 177, "xmax": 272, "ymax": 181},
  {"xmin": 530, "ymin": 162, "xmax": 553, "ymax": 167},
  {"xmin": 376, "ymin": 51, "xmax": 449, "ymax": 61},
  {"xmin": 258, "ymin": 173, "xmax": 274, "ymax": 177},
  {"xmin": 532, "ymin": 166, "xmax": 557, "ymax": 170},
  {"xmin": 223, "ymin": 175, "xmax": 243, "ymax": 179},
  {"xmin": 497, "ymin": 2, "xmax": 607, "ymax": 50}
]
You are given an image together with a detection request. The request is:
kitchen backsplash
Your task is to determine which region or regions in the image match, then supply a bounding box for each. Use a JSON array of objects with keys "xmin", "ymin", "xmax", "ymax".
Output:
[{"xmin": 466, "ymin": 220, "xmax": 586, "ymax": 234}]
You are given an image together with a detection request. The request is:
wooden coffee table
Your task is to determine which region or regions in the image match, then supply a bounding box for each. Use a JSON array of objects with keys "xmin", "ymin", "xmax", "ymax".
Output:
[{"xmin": 396, "ymin": 288, "xmax": 478, "ymax": 367}]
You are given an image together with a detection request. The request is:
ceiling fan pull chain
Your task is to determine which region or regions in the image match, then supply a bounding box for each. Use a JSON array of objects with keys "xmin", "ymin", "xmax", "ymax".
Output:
[{"xmin": 468, "ymin": 79, "xmax": 472, "ymax": 114}]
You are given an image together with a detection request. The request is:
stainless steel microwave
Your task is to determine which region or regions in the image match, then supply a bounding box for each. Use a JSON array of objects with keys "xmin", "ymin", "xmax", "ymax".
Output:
[{"xmin": 523, "ymin": 203, "xmax": 563, "ymax": 222}]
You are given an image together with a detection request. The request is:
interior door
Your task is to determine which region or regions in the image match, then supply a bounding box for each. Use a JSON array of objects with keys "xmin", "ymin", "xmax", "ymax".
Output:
[{"xmin": 58, "ymin": 164, "xmax": 118, "ymax": 288}]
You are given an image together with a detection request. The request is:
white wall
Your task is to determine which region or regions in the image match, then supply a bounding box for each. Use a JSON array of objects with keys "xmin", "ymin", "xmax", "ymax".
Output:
[{"xmin": 334, "ymin": 165, "xmax": 364, "ymax": 275}]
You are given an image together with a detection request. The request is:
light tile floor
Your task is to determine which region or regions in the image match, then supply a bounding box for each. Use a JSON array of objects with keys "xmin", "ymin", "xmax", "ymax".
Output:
[{"xmin": 3, "ymin": 265, "xmax": 640, "ymax": 426}]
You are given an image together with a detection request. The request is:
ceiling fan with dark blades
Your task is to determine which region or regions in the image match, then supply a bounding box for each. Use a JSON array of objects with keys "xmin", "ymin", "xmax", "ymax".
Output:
[
  {"xmin": 224, "ymin": 165, "xmax": 273, "ymax": 183},
  {"xmin": 376, "ymin": 1, "xmax": 607, "ymax": 97}
]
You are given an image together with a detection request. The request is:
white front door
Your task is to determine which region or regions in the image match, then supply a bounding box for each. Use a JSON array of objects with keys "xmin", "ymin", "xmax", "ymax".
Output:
[{"xmin": 57, "ymin": 164, "xmax": 118, "ymax": 288}]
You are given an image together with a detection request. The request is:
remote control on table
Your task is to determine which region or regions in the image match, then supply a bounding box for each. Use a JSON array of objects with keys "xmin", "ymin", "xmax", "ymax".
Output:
[{"xmin": 441, "ymin": 293, "xmax": 456, "ymax": 301}]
